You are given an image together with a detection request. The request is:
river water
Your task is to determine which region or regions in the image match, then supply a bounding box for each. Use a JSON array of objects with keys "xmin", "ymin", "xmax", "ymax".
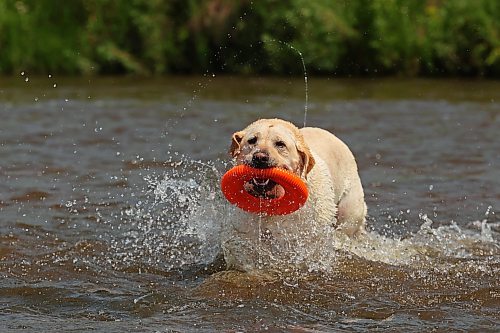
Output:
[{"xmin": 1, "ymin": 76, "xmax": 499, "ymax": 332}]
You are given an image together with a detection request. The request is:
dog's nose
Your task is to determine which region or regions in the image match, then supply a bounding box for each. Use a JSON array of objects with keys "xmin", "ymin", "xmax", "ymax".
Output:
[{"xmin": 251, "ymin": 152, "xmax": 270, "ymax": 168}]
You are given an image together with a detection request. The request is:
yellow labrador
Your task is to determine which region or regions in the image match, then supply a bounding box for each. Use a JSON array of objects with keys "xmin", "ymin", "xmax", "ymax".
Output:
[{"xmin": 222, "ymin": 118, "xmax": 367, "ymax": 271}]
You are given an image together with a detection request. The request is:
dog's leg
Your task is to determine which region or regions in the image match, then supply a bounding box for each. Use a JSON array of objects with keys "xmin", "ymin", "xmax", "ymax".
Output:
[{"xmin": 336, "ymin": 183, "xmax": 367, "ymax": 237}]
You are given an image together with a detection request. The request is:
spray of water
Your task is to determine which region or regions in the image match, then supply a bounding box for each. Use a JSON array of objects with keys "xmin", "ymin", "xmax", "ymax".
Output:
[
  {"xmin": 104, "ymin": 157, "xmax": 229, "ymax": 273},
  {"xmin": 170, "ymin": 37, "xmax": 310, "ymax": 132},
  {"xmin": 264, "ymin": 39, "xmax": 309, "ymax": 127},
  {"xmin": 56, "ymin": 150, "xmax": 497, "ymax": 281}
]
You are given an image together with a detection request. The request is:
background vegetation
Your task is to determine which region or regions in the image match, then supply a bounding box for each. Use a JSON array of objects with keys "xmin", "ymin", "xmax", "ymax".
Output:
[{"xmin": 1, "ymin": 0, "xmax": 499, "ymax": 76}]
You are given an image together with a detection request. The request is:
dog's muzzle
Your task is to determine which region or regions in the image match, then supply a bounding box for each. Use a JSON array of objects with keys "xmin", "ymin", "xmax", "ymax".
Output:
[{"xmin": 250, "ymin": 152, "xmax": 271, "ymax": 169}]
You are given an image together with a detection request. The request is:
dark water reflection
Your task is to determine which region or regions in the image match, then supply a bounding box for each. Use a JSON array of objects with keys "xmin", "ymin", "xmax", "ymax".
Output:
[{"xmin": 1, "ymin": 76, "xmax": 499, "ymax": 332}]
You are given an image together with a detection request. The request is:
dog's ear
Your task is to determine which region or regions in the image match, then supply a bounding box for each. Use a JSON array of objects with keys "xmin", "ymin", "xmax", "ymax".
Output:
[
  {"xmin": 229, "ymin": 131, "xmax": 245, "ymax": 157},
  {"xmin": 297, "ymin": 140, "xmax": 315, "ymax": 178}
]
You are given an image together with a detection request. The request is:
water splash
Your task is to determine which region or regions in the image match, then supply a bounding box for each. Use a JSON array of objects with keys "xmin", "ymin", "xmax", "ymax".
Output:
[
  {"xmin": 85, "ymin": 157, "xmax": 498, "ymax": 278},
  {"xmin": 107, "ymin": 158, "xmax": 229, "ymax": 273},
  {"xmin": 265, "ymin": 39, "xmax": 309, "ymax": 127}
]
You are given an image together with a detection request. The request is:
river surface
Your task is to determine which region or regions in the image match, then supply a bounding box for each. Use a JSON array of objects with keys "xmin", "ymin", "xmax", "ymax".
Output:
[{"xmin": 0, "ymin": 76, "xmax": 499, "ymax": 332}]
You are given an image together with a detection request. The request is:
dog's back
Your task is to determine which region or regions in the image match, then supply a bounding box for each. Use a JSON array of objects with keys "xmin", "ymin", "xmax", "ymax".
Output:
[{"xmin": 301, "ymin": 127, "xmax": 367, "ymax": 236}]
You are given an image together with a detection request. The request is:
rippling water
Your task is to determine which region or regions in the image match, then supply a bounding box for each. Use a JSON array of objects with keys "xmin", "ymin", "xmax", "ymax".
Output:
[{"xmin": 1, "ymin": 76, "xmax": 499, "ymax": 332}]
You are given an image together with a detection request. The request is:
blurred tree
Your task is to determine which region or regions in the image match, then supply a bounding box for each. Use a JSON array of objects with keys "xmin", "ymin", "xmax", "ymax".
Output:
[{"xmin": 0, "ymin": 0, "xmax": 499, "ymax": 76}]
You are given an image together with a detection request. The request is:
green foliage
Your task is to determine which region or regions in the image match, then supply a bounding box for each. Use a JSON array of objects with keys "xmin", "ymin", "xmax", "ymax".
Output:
[
  {"xmin": 368, "ymin": 0, "xmax": 425, "ymax": 75},
  {"xmin": 261, "ymin": 0, "xmax": 358, "ymax": 74},
  {"xmin": 0, "ymin": 0, "xmax": 87, "ymax": 74},
  {"xmin": 421, "ymin": 0, "xmax": 500, "ymax": 76},
  {"xmin": 0, "ymin": 0, "xmax": 499, "ymax": 76}
]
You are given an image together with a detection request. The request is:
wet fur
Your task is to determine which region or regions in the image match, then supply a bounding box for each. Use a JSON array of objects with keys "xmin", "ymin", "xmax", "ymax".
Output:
[{"xmin": 223, "ymin": 118, "xmax": 367, "ymax": 271}]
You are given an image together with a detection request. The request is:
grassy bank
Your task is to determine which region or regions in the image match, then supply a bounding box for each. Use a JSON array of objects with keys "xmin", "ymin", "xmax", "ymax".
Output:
[{"xmin": 1, "ymin": 0, "xmax": 499, "ymax": 76}]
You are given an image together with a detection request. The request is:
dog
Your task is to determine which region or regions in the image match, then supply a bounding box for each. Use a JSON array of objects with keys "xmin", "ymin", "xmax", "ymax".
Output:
[{"xmin": 221, "ymin": 118, "xmax": 367, "ymax": 272}]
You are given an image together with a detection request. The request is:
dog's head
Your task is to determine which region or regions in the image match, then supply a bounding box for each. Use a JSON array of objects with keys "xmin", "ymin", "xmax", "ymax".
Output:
[{"xmin": 229, "ymin": 119, "xmax": 315, "ymax": 199}]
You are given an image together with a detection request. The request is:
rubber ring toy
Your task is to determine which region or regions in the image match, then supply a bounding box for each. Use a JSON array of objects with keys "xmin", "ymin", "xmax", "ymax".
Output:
[{"xmin": 221, "ymin": 165, "xmax": 308, "ymax": 215}]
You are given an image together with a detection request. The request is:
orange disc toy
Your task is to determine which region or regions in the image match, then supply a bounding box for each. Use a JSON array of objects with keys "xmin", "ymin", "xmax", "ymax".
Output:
[{"xmin": 221, "ymin": 165, "xmax": 308, "ymax": 215}]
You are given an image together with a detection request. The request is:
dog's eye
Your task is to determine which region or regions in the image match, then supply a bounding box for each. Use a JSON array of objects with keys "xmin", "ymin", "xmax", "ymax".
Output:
[
  {"xmin": 248, "ymin": 137, "xmax": 257, "ymax": 145},
  {"xmin": 275, "ymin": 141, "xmax": 286, "ymax": 148}
]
